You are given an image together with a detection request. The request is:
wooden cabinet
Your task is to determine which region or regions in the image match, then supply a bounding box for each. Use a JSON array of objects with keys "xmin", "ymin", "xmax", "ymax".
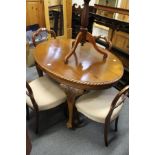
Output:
[
  {"xmin": 116, "ymin": 0, "xmax": 129, "ymax": 22},
  {"xmin": 108, "ymin": 29, "xmax": 129, "ymax": 54},
  {"xmin": 97, "ymin": 0, "xmax": 117, "ymax": 18},
  {"xmin": 26, "ymin": 0, "xmax": 45, "ymax": 27},
  {"xmin": 112, "ymin": 31, "xmax": 129, "ymax": 53}
]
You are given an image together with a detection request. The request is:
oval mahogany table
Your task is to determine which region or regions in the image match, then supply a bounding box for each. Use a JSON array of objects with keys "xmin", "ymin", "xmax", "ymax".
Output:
[{"xmin": 34, "ymin": 39, "xmax": 124, "ymax": 128}]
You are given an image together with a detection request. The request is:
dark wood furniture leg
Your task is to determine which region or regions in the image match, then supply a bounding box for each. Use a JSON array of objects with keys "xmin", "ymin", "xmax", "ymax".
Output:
[
  {"xmin": 35, "ymin": 110, "xmax": 39, "ymax": 134},
  {"xmin": 74, "ymin": 106, "xmax": 86, "ymax": 128},
  {"xmin": 104, "ymin": 120, "xmax": 110, "ymax": 147},
  {"xmin": 60, "ymin": 84, "xmax": 84, "ymax": 129},
  {"xmin": 35, "ymin": 62, "xmax": 43, "ymax": 77},
  {"xmin": 26, "ymin": 105, "xmax": 30, "ymax": 120},
  {"xmin": 26, "ymin": 129, "xmax": 32, "ymax": 155},
  {"xmin": 115, "ymin": 116, "xmax": 119, "ymax": 132}
]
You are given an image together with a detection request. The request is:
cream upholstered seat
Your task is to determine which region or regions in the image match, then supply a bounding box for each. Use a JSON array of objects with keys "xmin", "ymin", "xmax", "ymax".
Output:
[
  {"xmin": 75, "ymin": 86, "xmax": 129, "ymax": 146},
  {"xmin": 26, "ymin": 76, "xmax": 67, "ymax": 134},
  {"xmin": 26, "ymin": 76, "xmax": 66, "ymax": 111},
  {"xmin": 76, "ymin": 88, "xmax": 123, "ymax": 123}
]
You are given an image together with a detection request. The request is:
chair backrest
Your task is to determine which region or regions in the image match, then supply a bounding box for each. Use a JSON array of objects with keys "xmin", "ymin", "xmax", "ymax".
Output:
[
  {"xmin": 105, "ymin": 85, "xmax": 129, "ymax": 122},
  {"xmin": 32, "ymin": 28, "xmax": 56, "ymax": 47},
  {"xmin": 26, "ymin": 82, "xmax": 38, "ymax": 110}
]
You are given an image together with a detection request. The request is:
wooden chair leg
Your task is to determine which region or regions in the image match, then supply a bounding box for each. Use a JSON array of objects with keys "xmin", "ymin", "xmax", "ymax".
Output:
[
  {"xmin": 35, "ymin": 111, "xmax": 39, "ymax": 134},
  {"xmin": 26, "ymin": 105, "xmax": 30, "ymax": 120},
  {"xmin": 104, "ymin": 122, "xmax": 109, "ymax": 147},
  {"xmin": 115, "ymin": 116, "xmax": 119, "ymax": 132},
  {"xmin": 35, "ymin": 62, "xmax": 43, "ymax": 77}
]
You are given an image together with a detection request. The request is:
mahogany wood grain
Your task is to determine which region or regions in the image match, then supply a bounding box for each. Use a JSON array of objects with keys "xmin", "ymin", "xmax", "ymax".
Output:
[
  {"xmin": 34, "ymin": 39, "xmax": 124, "ymax": 90},
  {"xmin": 34, "ymin": 39, "xmax": 124, "ymax": 128}
]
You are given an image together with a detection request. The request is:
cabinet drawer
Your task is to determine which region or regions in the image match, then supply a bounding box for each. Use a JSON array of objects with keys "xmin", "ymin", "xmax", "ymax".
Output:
[
  {"xmin": 27, "ymin": 2, "xmax": 40, "ymax": 25},
  {"xmin": 26, "ymin": 0, "xmax": 45, "ymax": 27},
  {"xmin": 112, "ymin": 31, "xmax": 129, "ymax": 53}
]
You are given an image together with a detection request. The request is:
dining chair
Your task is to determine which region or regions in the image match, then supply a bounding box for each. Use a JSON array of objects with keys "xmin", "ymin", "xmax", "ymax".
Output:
[
  {"xmin": 26, "ymin": 28, "xmax": 56, "ymax": 67},
  {"xmin": 75, "ymin": 85, "xmax": 129, "ymax": 146},
  {"xmin": 32, "ymin": 27, "xmax": 56, "ymax": 47},
  {"xmin": 32, "ymin": 27, "xmax": 56, "ymax": 77},
  {"xmin": 26, "ymin": 76, "xmax": 67, "ymax": 134}
]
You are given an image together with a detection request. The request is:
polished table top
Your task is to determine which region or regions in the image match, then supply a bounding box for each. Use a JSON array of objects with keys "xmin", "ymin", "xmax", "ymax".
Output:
[
  {"xmin": 34, "ymin": 38, "xmax": 124, "ymax": 128},
  {"xmin": 34, "ymin": 39, "xmax": 124, "ymax": 90}
]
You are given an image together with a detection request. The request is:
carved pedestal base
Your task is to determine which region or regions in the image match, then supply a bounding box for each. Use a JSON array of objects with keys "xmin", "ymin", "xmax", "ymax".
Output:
[
  {"xmin": 60, "ymin": 84, "xmax": 84, "ymax": 129},
  {"xmin": 64, "ymin": 32, "xmax": 108, "ymax": 64}
]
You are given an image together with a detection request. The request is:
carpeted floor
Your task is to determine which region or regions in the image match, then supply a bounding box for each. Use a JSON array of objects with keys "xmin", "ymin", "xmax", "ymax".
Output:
[{"xmin": 26, "ymin": 66, "xmax": 129, "ymax": 155}]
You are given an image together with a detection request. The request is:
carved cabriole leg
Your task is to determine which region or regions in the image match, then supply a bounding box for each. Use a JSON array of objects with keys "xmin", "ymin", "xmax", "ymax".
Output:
[
  {"xmin": 115, "ymin": 116, "xmax": 119, "ymax": 132},
  {"xmin": 94, "ymin": 35, "xmax": 112, "ymax": 51},
  {"xmin": 60, "ymin": 84, "xmax": 84, "ymax": 129},
  {"xmin": 86, "ymin": 32, "xmax": 108, "ymax": 59},
  {"xmin": 72, "ymin": 40, "xmax": 75, "ymax": 47},
  {"xmin": 71, "ymin": 40, "xmax": 79, "ymax": 65},
  {"xmin": 64, "ymin": 32, "xmax": 82, "ymax": 64},
  {"xmin": 73, "ymin": 53, "xmax": 78, "ymax": 66},
  {"xmin": 64, "ymin": 32, "xmax": 108, "ymax": 64},
  {"xmin": 35, "ymin": 62, "xmax": 43, "ymax": 77}
]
